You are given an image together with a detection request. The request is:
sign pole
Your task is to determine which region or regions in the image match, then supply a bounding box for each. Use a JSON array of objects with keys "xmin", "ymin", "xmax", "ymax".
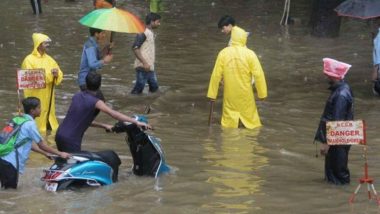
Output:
[
  {"xmin": 348, "ymin": 121, "xmax": 380, "ymax": 205},
  {"xmin": 16, "ymin": 70, "xmax": 22, "ymax": 115},
  {"xmin": 17, "ymin": 89, "xmax": 22, "ymax": 115}
]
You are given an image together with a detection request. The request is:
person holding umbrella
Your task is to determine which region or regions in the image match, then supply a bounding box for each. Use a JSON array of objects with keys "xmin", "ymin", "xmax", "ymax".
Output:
[
  {"xmin": 78, "ymin": 27, "xmax": 113, "ymax": 92},
  {"xmin": 78, "ymin": 6, "xmax": 145, "ymax": 93},
  {"xmin": 93, "ymin": 0, "xmax": 115, "ymax": 57},
  {"xmin": 334, "ymin": 1, "xmax": 380, "ymax": 95},
  {"xmin": 21, "ymin": 33, "xmax": 63, "ymax": 133}
]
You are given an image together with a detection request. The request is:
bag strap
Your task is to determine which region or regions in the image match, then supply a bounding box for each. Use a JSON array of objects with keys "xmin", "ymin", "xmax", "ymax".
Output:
[
  {"xmin": 12, "ymin": 115, "xmax": 31, "ymax": 149},
  {"xmin": 12, "ymin": 115, "xmax": 31, "ymax": 175}
]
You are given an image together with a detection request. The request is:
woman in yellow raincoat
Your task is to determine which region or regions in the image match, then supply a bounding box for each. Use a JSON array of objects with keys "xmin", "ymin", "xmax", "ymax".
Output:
[
  {"xmin": 21, "ymin": 33, "xmax": 63, "ymax": 133},
  {"xmin": 207, "ymin": 27, "xmax": 267, "ymax": 129}
]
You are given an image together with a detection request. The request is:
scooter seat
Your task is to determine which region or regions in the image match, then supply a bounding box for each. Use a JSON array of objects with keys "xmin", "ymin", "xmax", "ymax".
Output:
[{"xmin": 71, "ymin": 151, "xmax": 105, "ymax": 163}]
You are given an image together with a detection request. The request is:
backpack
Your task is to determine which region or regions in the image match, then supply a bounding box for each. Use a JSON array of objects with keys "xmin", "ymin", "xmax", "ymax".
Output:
[{"xmin": 0, "ymin": 115, "xmax": 30, "ymax": 157}]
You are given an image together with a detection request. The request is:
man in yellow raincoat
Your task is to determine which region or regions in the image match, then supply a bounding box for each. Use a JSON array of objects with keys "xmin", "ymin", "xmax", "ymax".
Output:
[
  {"xmin": 21, "ymin": 33, "xmax": 63, "ymax": 133},
  {"xmin": 207, "ymin": 26, "xmax": 267, "ymax": 129},
  {"xmin": 218, "ymin": 15, "xmax": 250, "ymax": 47}
]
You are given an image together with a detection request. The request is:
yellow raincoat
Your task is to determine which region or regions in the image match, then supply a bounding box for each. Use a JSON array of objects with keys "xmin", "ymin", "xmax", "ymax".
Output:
[
  {"xmin": 207, "ymin": 28, "xmax": 267, "ymax": 129},
  {"xmin": 22, "ymin": 33, "xmax": 63, "ymax": 133},
  {"xmin": 228, "ymin": 26, "xmax": 248, "ymax": 47}
]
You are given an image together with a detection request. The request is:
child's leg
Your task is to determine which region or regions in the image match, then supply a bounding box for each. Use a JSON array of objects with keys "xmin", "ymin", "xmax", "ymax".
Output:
[{"xmin": 0, "ymin": 159, "xmax": 18, "ymax": 189}]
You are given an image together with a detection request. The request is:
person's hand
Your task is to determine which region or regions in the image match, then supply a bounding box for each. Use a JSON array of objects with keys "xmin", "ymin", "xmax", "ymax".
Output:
[
  {"xmin": 104, "ymin": 124, "xmax": 113, "ymax": 132},
  {"xmin": 59, "ymin": 152, "xmax": 71, "ymax": 159},
  {"xmin": 51, "ymin": 68, "xmax": 59, "ymax": 78},
  {"xmin": 137, "ymin": 121, "xmax": 152, "ymax": 130},
  {"xmin": 142, "ymin": 62, "xmax": 151, "ymax": 71},
  {"xmin": 320, "ymin": 143, "xmax": 330, "ymax": 156},
  {"xmin": 103, "ymin": 54, "xmax": 113, "ymax": 64},
  {"xmin": 44, "ymin": 153, "xmax": 53, "ymax": 160}
]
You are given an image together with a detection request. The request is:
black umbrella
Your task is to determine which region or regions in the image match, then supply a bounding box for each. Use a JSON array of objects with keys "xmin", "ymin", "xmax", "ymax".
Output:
[{"xmin": 335, "ymin": 0, "xmax": 380, "ymax": 19}]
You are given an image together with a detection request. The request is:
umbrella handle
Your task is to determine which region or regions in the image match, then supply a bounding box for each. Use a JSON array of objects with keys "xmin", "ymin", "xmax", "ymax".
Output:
[{"xmin": 107, "ymin": 32, "xmax": 114, "ymax": 54}]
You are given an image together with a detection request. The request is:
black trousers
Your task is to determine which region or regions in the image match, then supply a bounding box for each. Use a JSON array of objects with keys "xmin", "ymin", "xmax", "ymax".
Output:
[
  {"xmin": 30, "ymin": 0, "xmax": 42, "ymax": 14},
  {"xmin": 55, "ymin": 135, "xmax": 81, "ymax": 153},
  {"xmin": 325, "ymin": 145, "xmax": 351, "ymax": 185},
  {"xmin": 0, "ymin": 159, "xmax": 18, "ymax": 189}
]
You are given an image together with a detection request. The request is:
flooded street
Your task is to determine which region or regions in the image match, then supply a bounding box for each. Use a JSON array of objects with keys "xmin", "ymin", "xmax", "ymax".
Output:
[{"xmin": 1, "ymin": 0, "xmax": 380, "ymax": 213}]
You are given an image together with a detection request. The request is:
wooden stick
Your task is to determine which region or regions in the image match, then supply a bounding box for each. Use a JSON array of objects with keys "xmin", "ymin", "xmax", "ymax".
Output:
[{"xmin": 46, "ymin": 76, "xmax": 56, "ymax": 128}]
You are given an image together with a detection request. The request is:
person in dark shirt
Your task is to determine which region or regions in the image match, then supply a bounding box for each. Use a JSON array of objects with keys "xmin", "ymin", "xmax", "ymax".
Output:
[
  {"xmin": 56, "ymin": 72, "xmax": 151, "ymax": 152},
  {"xmin": 314, "ymin": 58, "xmax": 353, "ymax": 185}
]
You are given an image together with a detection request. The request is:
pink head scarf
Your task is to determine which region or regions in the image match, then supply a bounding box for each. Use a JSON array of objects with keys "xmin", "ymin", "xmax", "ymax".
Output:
[{"xmin": 323, "ymin": 58, "xmax": 351, "ymax": 80}]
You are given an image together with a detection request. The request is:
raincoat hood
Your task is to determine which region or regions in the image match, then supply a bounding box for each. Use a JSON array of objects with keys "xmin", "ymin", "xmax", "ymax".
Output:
[
  {"xmin": 230, "ymin": 26, "xmax": 248, "ymax": 47},
  {"xmin": 32, "ymin": 33, "xmax": 51, "ymax": 57}
]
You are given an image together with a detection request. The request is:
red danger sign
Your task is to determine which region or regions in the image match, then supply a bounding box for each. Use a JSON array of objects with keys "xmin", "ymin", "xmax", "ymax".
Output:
[
  {"xmin": 17, "ymin": 69, "xmax": 46, "ymax": 89},
  {"xmin": 326, "ymin": 120, "xmax": 365, "ymax": 145}
]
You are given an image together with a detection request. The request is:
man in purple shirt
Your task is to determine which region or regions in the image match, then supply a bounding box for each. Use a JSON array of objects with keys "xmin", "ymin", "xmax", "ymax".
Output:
[{"xmin": 56, "ymin": 72, "xmax": 151, "ymax": 152}]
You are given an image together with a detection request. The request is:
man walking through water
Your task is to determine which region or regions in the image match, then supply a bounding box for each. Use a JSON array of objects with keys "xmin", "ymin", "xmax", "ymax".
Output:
[
  {"xmin": 21, "ymin": 33, "xmax": 64, "ymax": 133},
  {"xmin": 314, "ymin": 58, "xmax": 353, "ymax": 185},
  {"xmin": 207, "ymin": 23, "xmax": 267, "ymax": 129},
  {"xmin": 131, "ymin": 12, "xmax": 161, "ymax": 94}
]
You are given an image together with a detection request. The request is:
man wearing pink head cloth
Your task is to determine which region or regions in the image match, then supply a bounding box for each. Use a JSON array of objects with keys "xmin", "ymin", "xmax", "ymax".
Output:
[{"xmin": 314, "ymin": 58, "xmax": 354, "ymax": 185}]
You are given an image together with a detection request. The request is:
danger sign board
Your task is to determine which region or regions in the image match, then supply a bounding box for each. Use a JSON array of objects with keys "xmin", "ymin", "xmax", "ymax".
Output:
[
  {"xmin": 326, "ymin": 120, "xmax": 365, "ymax": 145},
  {"xmin": 17, "ymin": 69, "xmax": 46, "ymax": 89}
]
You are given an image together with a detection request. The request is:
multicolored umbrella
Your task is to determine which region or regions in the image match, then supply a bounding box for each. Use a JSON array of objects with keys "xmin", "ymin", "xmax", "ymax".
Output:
[
  {"xmin": 79, "ymin": 7, "xmax": 145, "ymax": 33},
  {"xmin": 335, "ymin": 0, "xmax": 380, "ymax": 19}
]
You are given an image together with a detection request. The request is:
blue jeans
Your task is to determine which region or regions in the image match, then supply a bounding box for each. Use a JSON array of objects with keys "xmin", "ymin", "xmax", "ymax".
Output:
[{"xmin": 131, "ymin": 68, "xmax": 159, "ymax": 94}]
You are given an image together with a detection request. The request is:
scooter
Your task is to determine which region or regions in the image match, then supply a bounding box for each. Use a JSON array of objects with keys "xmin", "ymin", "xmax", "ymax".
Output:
[
  {"xmin": 112, "ymin": 120, "xmax": 171, "ymax": 178},
  {"xmin": 41, "ymin": 117, "xmax": 171, "ymax": 192}
]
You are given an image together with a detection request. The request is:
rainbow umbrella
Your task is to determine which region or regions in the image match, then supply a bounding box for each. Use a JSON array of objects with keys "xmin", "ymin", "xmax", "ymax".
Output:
[{"xmin": 79, "ymin": 8, "xmax": 145, "ymax": 33}]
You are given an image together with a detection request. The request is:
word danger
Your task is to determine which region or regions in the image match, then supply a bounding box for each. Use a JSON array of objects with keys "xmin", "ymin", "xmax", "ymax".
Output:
[
  {"xmin": 17, "ymin": 69, "xmax": 46, "ymax": 89},
  {"xmin": 326, "ymin": 120, "xmax": 364, "ymax": 145}
]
